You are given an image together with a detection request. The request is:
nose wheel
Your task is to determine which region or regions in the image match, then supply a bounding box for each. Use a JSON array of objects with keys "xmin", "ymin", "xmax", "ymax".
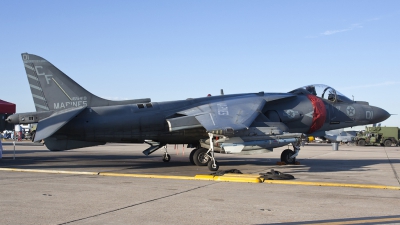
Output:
[
  {"xmin": 280, "ymin": 142, "xmax": 300, "ymax": 164},
  {"xmin": 281, "ymin": 149, "xmax": 296, "ymax": 164}
]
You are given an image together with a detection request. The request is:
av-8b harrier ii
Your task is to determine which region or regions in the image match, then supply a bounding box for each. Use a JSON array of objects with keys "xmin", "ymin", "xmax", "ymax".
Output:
[{"xmin": 7, "ymin": 53, "xmax": 390, "ymax": 171}]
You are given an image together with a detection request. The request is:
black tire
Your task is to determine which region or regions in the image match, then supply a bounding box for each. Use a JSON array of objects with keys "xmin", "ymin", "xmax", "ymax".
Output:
[
  {"xmin": 162, "ymin": 154, "xmax": 171, "ymax": 162},
  {"xmin": 193, "ymin": 148, "xmax": 210, "ymax": 166},
  {"xmin": 281, "ymin": 149, "xmax": 296, "ymax": 164},
  {"xmin": 384, "ymin": 139, "xmax": 392, "ymax": 147},
  {"xmin": 189, "ymin": 149, "xmax": 197, "ymax": 165},
  {"xmin": 207, "ymin": 160, "xmax": 219, "ymax": 171},
  {"xmin": 357, "ymin": 140, "xmax": 366, "ymax": 146}
]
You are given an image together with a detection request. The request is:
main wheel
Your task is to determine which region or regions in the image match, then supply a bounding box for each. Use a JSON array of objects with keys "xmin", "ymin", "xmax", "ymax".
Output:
[
  {"xmin": 193, "ymin": 148, "xmax": 210, "ymax": 166},
  {"xmin": 207, "ymin": 160, "xmax": 219, "ymax": 171},
  {"xmin": 357, "ymin": 140, "xmax": 366, "ymax": 146},
  {"xmin": 384, "ymin": 140, "xmax": 392, "ymax": 147},
  {"xmin": 162, "ymin": 154, "xmax": 171, "ymax": 162},
  {"xmin": 281, "ymin": 149, "xmax": 296, "ymax": 164},
  {"xmin": 189, "ymin": 149, "xmax": 197, "ymax": 165}
]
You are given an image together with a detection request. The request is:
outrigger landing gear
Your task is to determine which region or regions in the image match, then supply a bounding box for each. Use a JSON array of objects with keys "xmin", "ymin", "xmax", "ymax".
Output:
[
  {"xmin": 142, "ymin": 141, "xmax": 171, "ymax": 162},
  {"xmin": 162, "ymin": 145, "xmax": 171, "ymax": 162}
]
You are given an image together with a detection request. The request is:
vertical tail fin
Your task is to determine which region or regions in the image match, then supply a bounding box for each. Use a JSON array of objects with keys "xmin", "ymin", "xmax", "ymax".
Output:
[{"xmin": 21, "ymin": 53, "xmax": 151, "ymax": 112}]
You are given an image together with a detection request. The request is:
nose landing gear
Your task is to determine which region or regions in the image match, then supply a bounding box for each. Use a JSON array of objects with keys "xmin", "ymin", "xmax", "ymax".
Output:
[{"xmin": 280, "ymin": 143, "xmax": 300, "ymax": 164}]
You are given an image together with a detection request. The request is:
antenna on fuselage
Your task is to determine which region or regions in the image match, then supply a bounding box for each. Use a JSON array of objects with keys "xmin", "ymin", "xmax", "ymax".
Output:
[{"xmin": 221, "ymin": 89, "xmax": 224, "ymax": 95}]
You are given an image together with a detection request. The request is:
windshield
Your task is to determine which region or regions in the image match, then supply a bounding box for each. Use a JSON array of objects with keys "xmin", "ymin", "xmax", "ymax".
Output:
[{"xmin": 291, "ymin": 84, "xmax": 352, "ymax": 103}]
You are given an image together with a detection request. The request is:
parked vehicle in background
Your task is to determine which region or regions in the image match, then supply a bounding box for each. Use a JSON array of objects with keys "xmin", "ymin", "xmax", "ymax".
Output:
[
  {"xmin": 20, "ymin": 123, "xmax": 37, "ymax": 140},
  {"xmin": 354, "ymin": 126, "xmax": 399, "ymax": 147},
  {"xmin": 324, "ymin": 128, "xmax": 357, "ymax": 144}
]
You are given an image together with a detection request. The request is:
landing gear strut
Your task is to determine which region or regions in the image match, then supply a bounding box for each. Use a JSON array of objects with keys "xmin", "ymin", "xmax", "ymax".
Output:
[
  {"xmin": 188, "ymin": 133, "xmax": 219, "ymax": 171},
  {"xmin": 206, "ymin": 133, "xmax": 219, "ymax": 171},
  {"xmin": 162, "ymin": 146, "xmax": 171, "ymax": 162}
]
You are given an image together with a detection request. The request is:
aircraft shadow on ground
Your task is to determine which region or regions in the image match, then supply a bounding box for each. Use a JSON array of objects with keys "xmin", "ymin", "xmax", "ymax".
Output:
[
  {"xmin": 1, "ymin": 148, "xmax": 399, "ymax": 174},
  {"xmin": 213, "ymin": 157, "xmax": 400, "ymax": 174}
]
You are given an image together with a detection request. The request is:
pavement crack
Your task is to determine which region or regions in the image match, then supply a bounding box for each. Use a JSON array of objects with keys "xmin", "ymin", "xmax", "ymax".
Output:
[
  {"xmin": 57, "ymin": 182, "xmax": 216, "ymax": 225},
  {"xmin": 303, "ymin": 151, "xmax": 336, "ymax": 159},
  {"xmin": 383, "ymin": 147, "xmax": 400, "ymax": 186}
]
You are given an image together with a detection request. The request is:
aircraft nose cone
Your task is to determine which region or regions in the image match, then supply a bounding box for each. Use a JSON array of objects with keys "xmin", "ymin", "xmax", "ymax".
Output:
[
  {"xmin": 5, "ymin": 114, "xmax": 18, "ymax": 124},
  {"xmin": 370, "ymin": 106, "xmax": 390, "ymax": 124}
]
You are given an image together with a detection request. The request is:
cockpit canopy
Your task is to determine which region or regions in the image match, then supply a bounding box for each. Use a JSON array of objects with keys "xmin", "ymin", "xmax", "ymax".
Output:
[{"xmin": 290, "ymin": 84, "xmax": 352, "ymax": 103}]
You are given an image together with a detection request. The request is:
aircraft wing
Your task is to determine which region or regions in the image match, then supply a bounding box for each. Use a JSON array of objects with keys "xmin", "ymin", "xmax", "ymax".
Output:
[
  {"xmin": 168, "ymin": 96, "xmax": 267, "ymax": 134},
  {"xmin": 34, "ymin": 107, "xmax": 86, "ymax": 142}
]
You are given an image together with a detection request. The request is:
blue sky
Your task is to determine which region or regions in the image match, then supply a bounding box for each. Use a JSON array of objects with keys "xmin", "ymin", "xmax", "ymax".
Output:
[{"xmin": 1, "ymin": 1, "xmax": 399, "ymax": 129}]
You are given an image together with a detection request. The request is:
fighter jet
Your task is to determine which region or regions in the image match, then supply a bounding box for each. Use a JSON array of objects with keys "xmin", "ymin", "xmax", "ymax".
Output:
[
  {"xmin": 6, "ymin": 53, "xmax": 391, "ymax": 171},
  {"xmin": 324, "ymin": 129, "xmax": 357, "ymax": 143}
]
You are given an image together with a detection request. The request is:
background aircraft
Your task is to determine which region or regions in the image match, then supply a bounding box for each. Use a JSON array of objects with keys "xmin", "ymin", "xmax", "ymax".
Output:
[
  {"xmin": 324, "ymin": 129, "xmax": 357, "ymax": 144},
  {"xmin": 7, "ymin": 53, "xmax": 390, "ymax": 171}
]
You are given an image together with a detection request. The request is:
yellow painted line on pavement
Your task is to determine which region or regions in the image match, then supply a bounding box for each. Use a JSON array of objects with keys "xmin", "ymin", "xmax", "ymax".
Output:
[
  {"xmin": 214, "ymin": 173, "xmax": 262, "ymax": 183},
  {"xmin": 98, "ymin": 172, "xmax": 198, "ymax": 180},
  {"xmin": 214, "ymin": 175, "xmax": 262, "ymax": 183},
  {"xmin": 0, "ymin": 167, "xmax": 98, "ymax": 175},
  {"xmin": 0, "ymin": 168, "xmax": 258, "ymax": 183},
  {"xmin": 263, "ymin": 180, "xmax": 400, "ymax": 190},
  {"xmin": 194, "ymin": 174, "xmax": 215, "ymax": 180}
]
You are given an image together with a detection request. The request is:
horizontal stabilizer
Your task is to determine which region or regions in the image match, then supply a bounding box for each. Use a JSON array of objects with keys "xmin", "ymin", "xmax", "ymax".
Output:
[
  {"xmin": 166, "ymin": 116, "xmax": 203, "ymax": 132},
  {"xmin": 34, "ymin": 107, "xmax": 86, "ymax": 142}
]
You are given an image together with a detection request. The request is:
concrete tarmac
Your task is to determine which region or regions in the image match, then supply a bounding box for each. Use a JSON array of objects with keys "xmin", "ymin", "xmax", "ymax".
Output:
[{"xmin": 0, "ymin": 141, "xmax": 399, "ymax": 224}]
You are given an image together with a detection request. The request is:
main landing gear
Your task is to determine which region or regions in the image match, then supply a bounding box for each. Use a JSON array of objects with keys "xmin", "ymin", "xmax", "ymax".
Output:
[
  {"xmin": 189, "ymin": 133, "xmax": 219, "ymax": 171},
  {"xmin": 142, "ymin": 140, "xmax": 217, "ymax": 170}
]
